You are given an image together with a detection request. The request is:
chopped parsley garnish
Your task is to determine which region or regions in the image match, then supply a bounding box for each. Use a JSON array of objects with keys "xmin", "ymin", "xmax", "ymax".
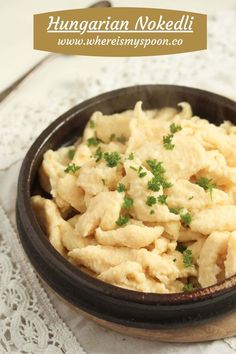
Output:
[
  {"xmin": 169, "ymin": 207, "xmax": 192, "ymax": 226},
  {"xmin": 188, "ymin": 196, "xmax": 194, "ymax": 200},
  {"xmin": 138, "ymin": 166, "xmax": 147, "ymax": 178},
  {"xmin": 116, "ymin": 214, "xmax": 130, "ymax": 226},
  {"xmin": 162, "ymin": 123, "xmax": 181, "ymax": 151},
  {"xmin": 117, "ymin": 183, "xmax": 126, "ymax": 193},
  {"xmin": 146, "ymin": 159, "xmax": 172, "ymax": 190},
  {"xmin": 158, "ymin": 195, "xmax": 168, "ymax": 205},
  {"xmin": 163, "ymin": 134, "xmax": 175, "ymax": 150},
  {"xmin": 183, "ymin": 249, "xmax": 193, "ymax": 268},
  {"xmin": 68, "ymin": 149, "xmax": 75, "ymax": 160},
  {"xmin": 173, "ymin": 258, "xmax": 177, "ymax": 262},
  {"xmin": 116, "ymin": 134, "xmax": 127, "ymax": 144},
  {"xmin": 130, "ymin": 165, "xmax": 147, "ymax": 178},
  {"xmin": 195, "ymin": 177, "xmax": 216, "ymax": 199},
  {"xmin": 176, "ymin": 243, "xmax": 187, "ymax": 253},
  {"xmin": 95, "ymin": 146, "xmax": 103, "ymax": 162},
  {"xmin": 128, "ymin": 152, "xmax": 134, "ymax": 160},
  {"xmin": 64, "ymin": 163, "xmax": 80, "ymax": 174},
  {"xmin": 169, "ymin": 207, "xmax": 184, "ymax": 215},
  {"xmin": 103, "ymin": 152, "xmax": 121, "ymax": 167},
  {"xmin": 87, "ymin": 137, "xmax": 100, "ymax": 147},
  {"xmin": 170, "ymin": 123, "xmax": 182, "ymax": 134},
  {"xmin": 146, "ymin": 159, "xmax": 165, "ymax": 176},
  {"xmin": 123, "ymin": 196, "xmax": 133, "ymax": 209},
  {"xmin": 150, "ymin": 209, "xmax": 155, "ymax": 215},
  {"xmin": 102, "ymin": 179, "xmax": 106, "ymax": 185},
  {"xmin": 89, "ymin": 120, "xmax": 96, "ymax": 128},
  {"xmin": 161, "ymin": 180, "xmax": 173, "ymax": 189},
  {"xmin": 146, "ymin": 196, "xmax": 157, "ymax": 207},
  {"xmin": 129, "ymin": 166, "xmax": 138, "ymax": 171},
  {"xmin": 147, "ymin": 177, "xmax": 161, "ymax": 192},
  {"xmin": 183, "ymin": 283, "xmax": 194, "ymax": 292},
  {"xmin": 181, "ymin": 212, "xmax": 192, "ymax": 226}
]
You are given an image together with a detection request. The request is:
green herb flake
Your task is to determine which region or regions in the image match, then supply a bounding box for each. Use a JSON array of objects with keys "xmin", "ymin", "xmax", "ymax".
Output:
[
  {"xmin": 169, "ymin": 206, "xmax": 192, "ymax": 226},
  {"xmin": 146, "ymin": 159, "xmax": 165, "ymax": 176},
  {"xmin": 95, "ymin": 146, "xmax": 103, "ymax": 162},
  {"xmin": 129, "ymin": 164, "xmax": 147, "ymax": 178},
  {"xmin": 188, "ymin": 196, "xmax": 194, "ymax": 200},
  {"xmin": 115, "ymin": 214, "xmax": 130, "ymax": 227},
  {"xmin": 146, "ymin": 196, "xmax": 157, "ymax": 207},
  {"xmin": 68, "ymin": 149, "xmax": 75, "ymax": 160},
  {"xmin": 102, "ymin": 179, "xmax": 106, "ymax": 186},
  {"xmin": 173, "ymin": 258, "xmax": 177, "ymax": 262},
  {"xmin": 169, "ymin": 207, "xmax": 183, "ymax": 215},
  {"xmin": 129, "ymin": 166, "xmax": 138, "ymax": 172},
  {"xmin": 123, "ymin": 196, "xmax": 133, "ymax": 209},
  {"xmin": 158, "ymin": 195, "xmax": 168, "ymax": 205},
  {"xmin": 147, "ymin": 177, "xmax": 161, "ymax": 192},
  {"xmin": 163, "ymin": 134, "xmax": 175, "ymax": 150},
  {"xmin": 182, "ymin": 283, "xmax": 194, "ymax": 292},
  {"xmin": 161, "ymin": 180, "xmax": 173, "ymax": 189},
  {"xmin": 138, "ymin": 166, "xmax": 147, "ymax": 178},
  {"xmin": 146, "ymin": 159, "xmax": 172, "ymax": 190},
  {"xmin": 150, "ymin": 209, "xmax": 155, "ymax": 215},
  {"xmin": 116, "ymin": 134, "xmax": 127, "ymax": 144},
  {"xmin": 170, "ymin": 123, "xmax": 182, "ymax": 134},
  {"xmin": 89, "ymin": 120, "xmax": 96, "ymax": 128},
  {"xmin": 183, "ymin": 249, "xmax": 193, "ymax": 268},
  {"xmin": 87, "ymin": 137, "xmax": 100, "ymax": 147},
  {"xmin": 128, "ymin": 152, "xmax": 134, "ymax": 160},
  {"xmin": 64, "ymin": 163, "xmax": 81, "ymax": 174},
  {"xmin": 103, "ymin": 151, "xmax": 121, "ymax": 168},
  {"xmin": 117, "ymin": 183, "xmax": 126, "ymax": 193},
  {"xmin": 181, "ymin": 212, "xmax": 192, "ymax": 226},
  {"xmin": 195, "ymin": 177, "xmax": 216, "ymax": 199}
]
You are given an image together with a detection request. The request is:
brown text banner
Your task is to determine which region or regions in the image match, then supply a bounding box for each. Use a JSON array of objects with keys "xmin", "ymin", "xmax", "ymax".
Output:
[{"xmin": 34, "ymin": 8, "xmax": 207, "ymax": 56}]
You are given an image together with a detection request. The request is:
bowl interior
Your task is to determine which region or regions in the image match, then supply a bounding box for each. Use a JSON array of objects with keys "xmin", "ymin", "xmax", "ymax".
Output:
[{"xmin": 20, "ymin": 84, "xmax": 236, "ymax": 305}]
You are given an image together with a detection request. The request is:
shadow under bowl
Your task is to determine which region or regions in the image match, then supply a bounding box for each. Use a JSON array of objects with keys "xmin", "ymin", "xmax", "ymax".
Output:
[{"xmin": 16, "ymin": 84, "xmax": 236, "ymax": 329}]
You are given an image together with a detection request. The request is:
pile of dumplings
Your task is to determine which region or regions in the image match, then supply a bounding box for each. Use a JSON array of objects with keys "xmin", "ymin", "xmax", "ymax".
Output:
[{"xmin": 32, "ymin": 101, "xmax": 236, "ymax": 293}]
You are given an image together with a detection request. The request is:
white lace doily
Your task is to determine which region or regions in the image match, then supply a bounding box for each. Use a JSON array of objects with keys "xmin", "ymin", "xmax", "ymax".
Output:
[{"xmin": 0, "ymin": 205, "xmax": 85, "ymax": 354}]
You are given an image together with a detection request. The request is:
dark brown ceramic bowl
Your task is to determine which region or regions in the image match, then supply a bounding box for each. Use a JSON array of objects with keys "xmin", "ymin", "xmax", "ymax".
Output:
[{"xmin": 16, "ymin": 85, "xmax": 236, "ymax": 329}]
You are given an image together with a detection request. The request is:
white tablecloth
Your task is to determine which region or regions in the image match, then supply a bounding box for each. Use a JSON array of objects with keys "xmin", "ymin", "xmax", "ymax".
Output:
[{"xmin": 1, "ymin": 1, "xmax": 236, "ymax": 353}]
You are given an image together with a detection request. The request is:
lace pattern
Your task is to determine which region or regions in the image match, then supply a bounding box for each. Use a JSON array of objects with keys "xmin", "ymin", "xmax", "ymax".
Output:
[{"xmin": 0, "ymin": 205, "xmax": 85, "ymax": 354}]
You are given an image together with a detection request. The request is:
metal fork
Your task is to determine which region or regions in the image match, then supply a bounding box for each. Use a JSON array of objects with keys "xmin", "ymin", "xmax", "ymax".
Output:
[{"xmin": 0, "ymin": 0, "xmax": 111, "ymax": 104}]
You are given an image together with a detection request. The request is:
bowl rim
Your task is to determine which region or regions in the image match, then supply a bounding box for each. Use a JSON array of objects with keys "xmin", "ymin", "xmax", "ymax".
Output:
[{"xmin": 17, "ymin": 84, "xmax": 236, "ymax": 305}]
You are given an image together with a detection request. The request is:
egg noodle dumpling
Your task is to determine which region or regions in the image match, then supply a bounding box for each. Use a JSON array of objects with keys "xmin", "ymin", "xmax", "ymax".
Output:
[{"xmin": 32, "ymin": 101, "xmax": 236, "ymax": 293}]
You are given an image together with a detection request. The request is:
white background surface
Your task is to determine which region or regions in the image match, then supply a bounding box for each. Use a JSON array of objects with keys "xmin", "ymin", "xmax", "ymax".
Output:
[
  {"xmin": 0, "ymin": 1, "xmax": 236, "ymax": 353},
  {"xmin": 1, "ymin": 0, "xmax": 236, "ymax": 92}
]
